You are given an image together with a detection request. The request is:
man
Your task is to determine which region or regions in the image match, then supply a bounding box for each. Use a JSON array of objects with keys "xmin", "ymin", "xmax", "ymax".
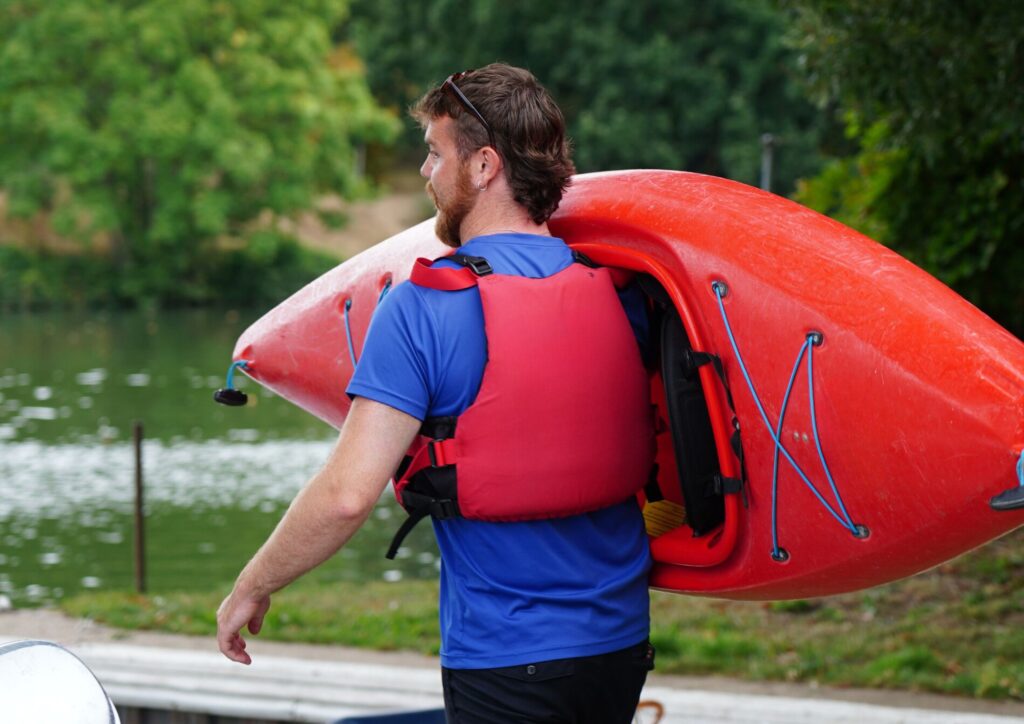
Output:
[{"xmin": 217, "ymin": 63, "xmax": 654, "ymax": 722}]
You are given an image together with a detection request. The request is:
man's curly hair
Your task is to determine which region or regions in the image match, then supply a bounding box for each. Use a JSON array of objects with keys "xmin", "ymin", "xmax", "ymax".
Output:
[{"xmin": 411, "ymin": 64, "xmax": 575, "ymax": 225}]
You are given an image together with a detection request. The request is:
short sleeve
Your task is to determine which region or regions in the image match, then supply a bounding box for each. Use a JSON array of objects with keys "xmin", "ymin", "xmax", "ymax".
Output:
[{"xmin": 345, "ymin": 282, "xmax": 436, "ymax": 420}]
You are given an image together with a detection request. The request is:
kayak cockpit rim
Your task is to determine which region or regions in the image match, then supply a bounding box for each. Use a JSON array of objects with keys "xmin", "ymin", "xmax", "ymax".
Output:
[{"xmin": 570, "ymin": 241, "xmax": 741, "ymax": 568}]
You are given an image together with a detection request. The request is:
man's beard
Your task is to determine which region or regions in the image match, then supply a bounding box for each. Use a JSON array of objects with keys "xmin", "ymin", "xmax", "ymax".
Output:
[{"xmin": 426, "ymin": 165, "xmax": 476, "ymax": 248}]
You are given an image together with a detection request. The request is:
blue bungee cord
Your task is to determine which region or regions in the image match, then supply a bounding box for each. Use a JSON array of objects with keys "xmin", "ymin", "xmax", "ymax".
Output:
[
  {"xmin": 344, "ymin": 278, "xmax": 394, "ymax": 368},
  {"xmin": 807, "ymin": 339, "xmax": 860, "ymax": 535},
  {"xmin": 343, "ymin": 298, "xmax": 358, "ymax": 367},
  {"xmin": 770, "ymin": 337, "xmax": 811, "ymax": 560},
  {"xmin": 225, "ymin": 359, "xmax": 249, "ymax": 388},
  {"xmin": 216, "ymin": 279, "xmax": 393, "ymax": 407},
  {"xmin": 710, "ymin": 282, "xmax": 861, "ymax": 559}
]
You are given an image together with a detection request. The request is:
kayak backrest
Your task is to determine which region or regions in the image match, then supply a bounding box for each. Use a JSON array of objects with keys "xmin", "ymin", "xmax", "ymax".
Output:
[{"xmin": 641, "ymin": 275, "xmax": 725, "ymax": 536}]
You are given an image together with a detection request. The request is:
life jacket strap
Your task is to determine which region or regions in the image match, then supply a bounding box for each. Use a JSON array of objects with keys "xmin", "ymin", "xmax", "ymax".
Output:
[
  {"xmin": 386, "ymin": 475, "xmax": 460, "ymax": 559},
  {"xmin": 427, "ymin": 438, "xmax": 457, "ymax": 467},
  {"xmin": 385, "ymin": 507, "xmax": 429, "ymax": 560},
  {"xmin": 389, "ymin": 415, "xmax": 461, "ymax": 559},
  {"xmin": 410, "ymin": 257, "xmax": 478, "ymax": 290},
  {"xmin": 421, "ymin": 415, "xmax": 458, "ymax": 439},
  {"xmin": 410, "ymin": 254, "xmax": 494, "ymax": 290}
]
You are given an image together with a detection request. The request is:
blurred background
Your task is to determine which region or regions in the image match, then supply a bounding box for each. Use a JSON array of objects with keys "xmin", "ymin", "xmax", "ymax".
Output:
[{"xmin": 0, "ymin": 0, "xmax": 1021, "ymax": 613}]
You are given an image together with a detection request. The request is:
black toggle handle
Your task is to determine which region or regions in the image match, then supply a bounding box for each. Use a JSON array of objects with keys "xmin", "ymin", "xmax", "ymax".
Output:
[
  {"xmin": 990, "ymin": 486, "xmax": 1024, "ymax": 511},
  {"xmin": 214, "ymin": 388, "xmax": 248, "ymax": 406}
]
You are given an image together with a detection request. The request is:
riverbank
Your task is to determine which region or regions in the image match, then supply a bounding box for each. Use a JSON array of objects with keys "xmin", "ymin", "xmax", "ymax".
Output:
[
  {"xmin": 0, "ymin": 177, "xmax": 430, "ymax": 312},
  {"xmin": 51, "ymin": 527, "xmax": 1024, "ymax": 703},
  {"xmin": 5, "ymin": 607, "xmax": 1024, "ymax": 722}
]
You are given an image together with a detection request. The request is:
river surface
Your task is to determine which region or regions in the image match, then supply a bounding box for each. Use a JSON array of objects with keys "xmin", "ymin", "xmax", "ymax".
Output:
[{"xmin": 0, "ymin": 309, "xmax": 438, "ymax": 606}]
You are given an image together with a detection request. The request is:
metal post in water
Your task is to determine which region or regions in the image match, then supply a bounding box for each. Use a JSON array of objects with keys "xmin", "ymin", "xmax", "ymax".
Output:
[
  {"xmin": 133, "ymin": 420, "xmax": 146, "ymax": 594},
  {"xmin": 760, "ymin": 133, "xmax": 775, "ymax": 192}
]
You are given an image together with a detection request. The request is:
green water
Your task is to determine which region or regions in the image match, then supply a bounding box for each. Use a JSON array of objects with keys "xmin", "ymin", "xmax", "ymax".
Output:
[{"xmin": 0, "ymin": 309, "xmax": 438, "ymax": 607}]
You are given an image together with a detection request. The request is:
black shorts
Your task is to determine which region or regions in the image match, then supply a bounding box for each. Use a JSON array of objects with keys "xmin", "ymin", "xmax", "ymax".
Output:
[{"xmin": 441, "ymin": 639, "xmax": 655, "ymax": 723}]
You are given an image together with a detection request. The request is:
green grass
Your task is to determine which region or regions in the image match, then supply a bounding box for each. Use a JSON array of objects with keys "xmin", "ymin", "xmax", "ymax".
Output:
[
  {"xmin": 63, "ymin": 579, "xmax": 442, "ymax": 654},
  {"xmin": 62, "ymin": 528, "xmax": 1024, "ymax": 699}
]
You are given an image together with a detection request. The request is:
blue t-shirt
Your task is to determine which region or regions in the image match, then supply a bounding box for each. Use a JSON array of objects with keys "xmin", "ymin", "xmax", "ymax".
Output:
[{"xmin": 347, "ymin": 232, "xmax": 651, "ymax": 669}]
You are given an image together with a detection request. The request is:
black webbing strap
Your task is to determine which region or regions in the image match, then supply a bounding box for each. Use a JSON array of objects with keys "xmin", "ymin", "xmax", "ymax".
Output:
[
  {"xmin": 571, "ymin": 250, "xmax": 598, "ymax": 267},
  {"xmin": 386, "ymin": 508, "xmax": 429, "ymax": 560},
  {"xmin": 683, "ymin": 350, "xmax": 738, "ymax": 412},
  {"xmin": 709, "ymin": 473, "xmax": 744, "ymax": 496},
  {"xmin": 394, "ymin": 454, "xmax": 414, "ymax": 481},
  {"xmin": 643, "ymin": 463, "xmax": 663, "ymax": 503},
  {"xmin": 386, "ymin": 432, "xmax": 460, "ymax": 559},
  {"xmin": 683, "ymin": 349, "xmax": 749, "ymax": 506},
  {"xmin": 421, "ymin": 416, "xmax": 457, "ymax": 439},
  {"xmin": 386, "ymin": 488, "xmax": 460, "ymax": 559}
]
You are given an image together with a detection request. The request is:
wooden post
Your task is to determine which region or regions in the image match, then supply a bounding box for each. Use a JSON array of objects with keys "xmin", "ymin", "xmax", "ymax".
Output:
[
  {"xmin": 133, "ymin": 421, "xmax": 146, "ymax": 594},
  {"xmin": 760, "ymin": 133, "xmax": 775, "ymax": 192}
]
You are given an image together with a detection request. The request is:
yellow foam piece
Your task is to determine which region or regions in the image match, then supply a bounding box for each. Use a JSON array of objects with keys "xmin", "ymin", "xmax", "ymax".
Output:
[{"xmin": 642, "ymin": 499, "xmax": 686, "ymax": 538}]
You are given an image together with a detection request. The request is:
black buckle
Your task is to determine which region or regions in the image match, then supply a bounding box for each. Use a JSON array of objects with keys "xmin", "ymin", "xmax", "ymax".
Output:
[{"xmin": 452, "ymin": 254, "xmax": 493, "ymax": 276}]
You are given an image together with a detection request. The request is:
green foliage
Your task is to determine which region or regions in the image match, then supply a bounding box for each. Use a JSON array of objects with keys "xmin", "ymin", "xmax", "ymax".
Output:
[
  {"xmin": 787, "ymin": 0, "xmax": 1024, "ymax": 336},
  {"xmin": 346, "ymin": 0, "xmax": 828, "ymax": 194},
  {"xmin": 0, "ymin": 0, "xmax": 397, "ymax": 306},
  {"xmin": 0, "ymin": 234, "xmax": 337, "ymax": 310},
  {"xmin": 200, "ymin": 231, "xmax": 339, "ymax": 307},
  {"xmin": 0, "ymin": 246, "xmax": 119, "ymax": 309}
]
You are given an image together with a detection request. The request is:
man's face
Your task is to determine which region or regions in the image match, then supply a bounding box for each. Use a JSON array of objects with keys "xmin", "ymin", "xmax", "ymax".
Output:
[{"xmin": 421, "ymin": 116, "xmax": 476, "ymax": 248}]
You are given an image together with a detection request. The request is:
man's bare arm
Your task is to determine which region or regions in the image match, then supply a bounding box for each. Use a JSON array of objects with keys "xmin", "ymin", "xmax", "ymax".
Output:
[{"xmin": 216, "ymin": 396, "xmax": 421, "ymax": 664}]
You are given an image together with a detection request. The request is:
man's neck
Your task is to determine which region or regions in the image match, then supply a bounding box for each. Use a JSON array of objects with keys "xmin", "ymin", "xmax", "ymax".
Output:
[{"xmin": 459, "ymin": 191, "xmax": 550, "ymax": 242}]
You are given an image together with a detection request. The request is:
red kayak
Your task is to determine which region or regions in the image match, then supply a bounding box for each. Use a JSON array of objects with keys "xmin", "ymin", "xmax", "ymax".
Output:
[{"xmin": 226, "ymin": 170, "xmax": 1024, "ymax": 600}]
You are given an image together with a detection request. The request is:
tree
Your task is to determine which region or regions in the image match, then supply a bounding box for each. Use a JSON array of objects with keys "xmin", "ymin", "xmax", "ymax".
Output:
[
  {"xmin": 0, "ymin": 0, "xmax": 397, "ymax": 304},
  {"xmin": 347, "ymin": 0, "xmax": 828, "ymax": 194},
  {"xmin": 786, "ymin": 0, "xmax": 1024, "ymax": 335}
]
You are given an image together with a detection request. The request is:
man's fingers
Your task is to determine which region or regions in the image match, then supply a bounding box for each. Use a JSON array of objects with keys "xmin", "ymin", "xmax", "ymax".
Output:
[
  {"xmin": 218, "ymin": 632, "xmax": 252, "ymax": 665},
  {"xmin": 247, "ymin": 596, "xmax": 271, "ymax": 635},
  {"xmin": 217, "ymin": 593, "xmax": 270, "ymax": 664}
]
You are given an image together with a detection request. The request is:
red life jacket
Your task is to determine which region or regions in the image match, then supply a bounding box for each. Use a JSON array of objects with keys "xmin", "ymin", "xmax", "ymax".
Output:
[{"xmin": 386, "ymin": 252, "xmax": 655, "ymax": 559}]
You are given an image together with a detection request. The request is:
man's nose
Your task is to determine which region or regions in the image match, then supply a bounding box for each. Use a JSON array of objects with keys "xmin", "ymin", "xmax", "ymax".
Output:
[{"xmin": 420, "ymin": 158, "xmax": 431, "ymax": 178}]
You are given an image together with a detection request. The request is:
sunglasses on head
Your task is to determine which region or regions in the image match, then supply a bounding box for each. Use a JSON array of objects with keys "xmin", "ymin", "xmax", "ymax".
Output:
[{"xmin": 442, "ymin": 70, "xmax": 497, "ymax": 150}]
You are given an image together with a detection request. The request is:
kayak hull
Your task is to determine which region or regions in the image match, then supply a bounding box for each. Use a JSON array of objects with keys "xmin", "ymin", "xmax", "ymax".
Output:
[{"xmin": 233, "ymin": 170, "xmax": 1024, "ymax": 600}]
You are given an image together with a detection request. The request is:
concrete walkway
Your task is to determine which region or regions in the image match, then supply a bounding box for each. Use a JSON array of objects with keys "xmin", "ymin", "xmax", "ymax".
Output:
[{"xmin": 3, "ymin": 609, "xmax": 1024, "ymax": 723}]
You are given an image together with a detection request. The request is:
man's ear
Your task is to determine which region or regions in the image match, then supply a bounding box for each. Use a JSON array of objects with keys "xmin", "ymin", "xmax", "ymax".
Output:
[{"xmin": 476, "ymin": 146, "xmax": 503, "ymax": 188}]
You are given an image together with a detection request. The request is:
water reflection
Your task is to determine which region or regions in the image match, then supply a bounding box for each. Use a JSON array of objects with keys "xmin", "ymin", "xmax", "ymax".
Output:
[{"xmin": 0, "ymin": 309, "xmax": 440, "ymax": 606}]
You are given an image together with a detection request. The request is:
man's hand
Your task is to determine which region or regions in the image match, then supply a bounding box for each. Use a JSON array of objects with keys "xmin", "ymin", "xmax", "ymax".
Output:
[
  {"xmin": 211, "ymin": 397, "xmax": 422, "ymax": 665},
  {"xmin": 217, "ymin": 590, "xmax": 271, "ymax": 665}
]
